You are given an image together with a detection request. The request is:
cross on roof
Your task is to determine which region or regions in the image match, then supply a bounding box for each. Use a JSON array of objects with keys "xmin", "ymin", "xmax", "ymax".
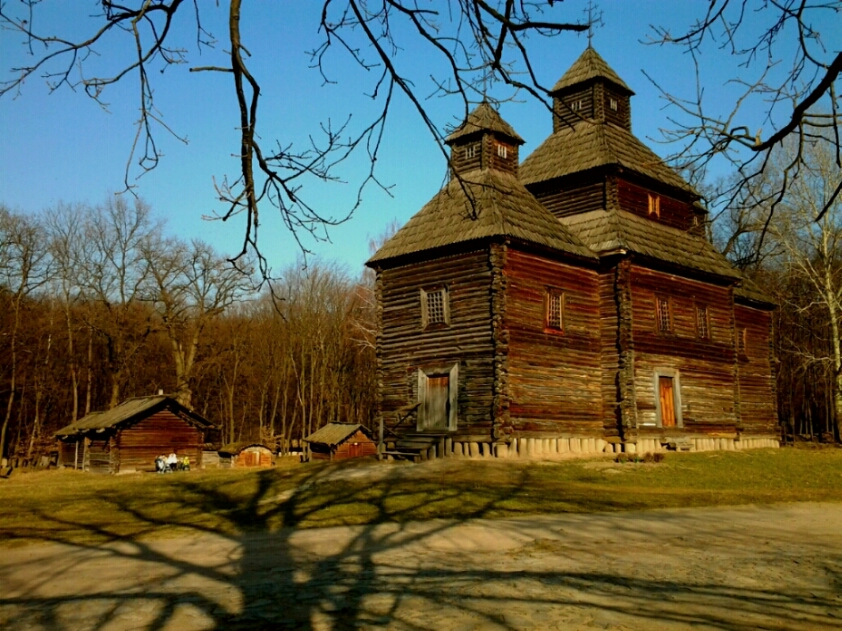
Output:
[{"xmin": 584, "ymin": 0, "xmax": 604, "ymax": 48}]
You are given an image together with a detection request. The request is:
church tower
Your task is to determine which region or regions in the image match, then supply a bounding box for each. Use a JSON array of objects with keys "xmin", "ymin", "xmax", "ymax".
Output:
[{"xmin": 446, "ymin": 100, "xmax": 524, "ymax": 177}]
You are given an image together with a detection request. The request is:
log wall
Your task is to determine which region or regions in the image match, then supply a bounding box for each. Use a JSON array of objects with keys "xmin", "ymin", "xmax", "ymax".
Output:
[
  {"xmin": 531, "ymin": 178, "xmax": 605, "ymax": 218},
  {"xmin": 617, "ymin": 178, "xmax": 694, "ymax": 231},
  {"xmin": 377, "ymin": 249, "xmax": 496, "ymax": 438},
  {"xmin": 505, "ymin": 249, "xmax": 603, "ymax": 434},
  {"xmin": 735, "ymin": 304, "xmax": 778, "ymax": 434},
  {"xmin": 117, "ymin": 411, "xmax": 204, "ymax": 472},
  {"xmin": 629, "ymin": 265, "xmax": 739, "ymax": 432},
  {"xmin": 603, "ymin": 85, "xmax": 631, "ymax": 130},
  {"xmin": 84, "ymin": 436, "xmax": 115, "ymax": 474},
  {"xmin": 553, "ymin": 86, "xmax": 594, "ymax": 130},
  {"xmin": 598, "ymin": 265, "xmax": 622, "ymax": 438}
]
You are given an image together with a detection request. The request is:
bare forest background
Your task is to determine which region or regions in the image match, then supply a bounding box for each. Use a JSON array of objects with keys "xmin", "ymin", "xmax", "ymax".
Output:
[
  {"xmin": 2, "ymin": 131, "xmax": 840, "ymax": 464},
  {"xmin": 0, "ymin": 197, "xmax": 379, "ymax": 461}
]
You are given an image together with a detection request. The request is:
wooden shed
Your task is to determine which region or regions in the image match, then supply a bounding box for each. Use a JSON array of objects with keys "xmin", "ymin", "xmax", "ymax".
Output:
[
  {"xmin": 54, "ymin": 395, "xmax": 215, "ymax": 473},
  {"xmin": 304, "ymin": 424, "xmax": 377, "ymax": 461},
  {"xmin": 217, "ymin": 442, "xmax": 274, "ymax": 468}
]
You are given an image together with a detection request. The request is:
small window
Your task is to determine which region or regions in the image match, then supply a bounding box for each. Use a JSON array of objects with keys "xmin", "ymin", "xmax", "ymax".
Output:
[
  {"xmin": 545, "ymin": 290, "xmax": 564, "ymax": 331},
  {"xmin": 656, "ymin": 296, "xmax": 672, "ymax": 334},
  {"xmin": 570, "ymin": 99, "xmax": 582, "ymax": 112},
  {"xmin": 421, "ymin": 287, "xmax": 450, "ymax": 328},
  {"xmin": 609, "ymin": 97, "xmax": 618, "ymax": 111},
  {"xmin": 496, "ymin": 143, "xmax": 508, "ymax": 159},
  {"xmin": 696, "ymin": 305, "xmax": 710, "ymax": 339},
  {"xmin": 464, "ymin": 144, "xmax": 477, "ymax": 160},
  {"xmin": 737, "ymin": 327, "xmax": 747, "ymax": 356},
  {"xmin": 648, "ymin": 193, "xmax": 661, "ymax": 217}
]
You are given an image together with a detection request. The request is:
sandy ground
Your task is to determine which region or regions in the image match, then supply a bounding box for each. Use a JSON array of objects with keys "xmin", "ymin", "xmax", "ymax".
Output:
[{"xmin": 1, "ymin": 502, "xmax": 841, "ymax": 630}]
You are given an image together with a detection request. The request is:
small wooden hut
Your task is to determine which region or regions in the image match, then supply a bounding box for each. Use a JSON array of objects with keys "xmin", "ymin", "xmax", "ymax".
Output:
[
  {"xmin": 54, "ymin": 395, "xmax": 215, "ymax": 473},
  {"xmin": 304, "ymin": 423, "xmax": 377, "ymax": 461},
  {"xmin": 217, "ymin": 442, "xmax": 274, "ymax": 468}
]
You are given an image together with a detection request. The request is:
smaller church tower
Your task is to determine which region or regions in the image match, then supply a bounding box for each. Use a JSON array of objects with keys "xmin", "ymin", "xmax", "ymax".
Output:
[{"xmin": 445, "ymin": 100, "xmax": 524, "ymax": 177}]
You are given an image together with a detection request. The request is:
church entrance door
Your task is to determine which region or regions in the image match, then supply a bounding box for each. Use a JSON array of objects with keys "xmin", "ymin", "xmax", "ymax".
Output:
[{"xmin": 659, "ymin": 376, "xmax": 676, "ymax": 427}]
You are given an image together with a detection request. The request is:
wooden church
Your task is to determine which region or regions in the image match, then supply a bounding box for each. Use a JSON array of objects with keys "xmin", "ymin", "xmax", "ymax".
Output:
[{"xmin": 366, "ymin": 48, "xmax": 778, "ymax": 458}]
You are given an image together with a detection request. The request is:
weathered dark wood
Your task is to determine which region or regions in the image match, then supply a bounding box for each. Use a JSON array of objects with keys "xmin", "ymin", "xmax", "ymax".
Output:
[
  {"xmin": 310, "ymin": 429, "xmax": 377, "ymax": 461},
  {"xmin": 505, "ymin": 249, "xmax": 603, "ymax": 434},
  {"xmin": 118, "ymin": 411, "xmax": 203, "ymax": 472},
  {"xmin": 735, "ymin": 304, "xmax": 778, "ymax": 435},
  {"xmin": 617, "ymin": 178, "xmax": 694, "ymax": 230},
  {"xmin": 377, "ymin": 248, "xmax": 495, "ymax": 439},
  {"xmin": 370, "ymin": 51, "xmax": 778, "ymax": 451},
  {"xmin": 629, "ymin": 265, "xmax": 739, "ymax": 430}
]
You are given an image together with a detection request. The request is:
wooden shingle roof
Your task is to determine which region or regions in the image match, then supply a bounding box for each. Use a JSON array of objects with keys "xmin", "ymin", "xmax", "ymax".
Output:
[
  {"xmin": 519, "ymin": 120, "xmax": 696, "ymax": 195},
  {"xmin": 551, "ymin": 47, "xmax": 633, "ymax": 94},
  {"xmin": 735, "ymin": 276, "xmax": 776, "ymax": 307},
  {"xmin": 367, "ymin": 168, "xmax": 597, "ymax": 265},
  {"xmin": 304, "ymin": 423, "xmax": 374, "ymax": 446},
  {"xmin": 445, "ymin": 101, "xmax": 524, "ymax": 144},
  {"xmin": 560, "ymin": 210, "xmax": 742, "ymax": 280},
  {"xmin": 218, "ymin": 441, "xmax": 273, "ymax": 455},
  {"xmin": 55, "ymin": 396, "xmax": 214, "ymax": 437}
]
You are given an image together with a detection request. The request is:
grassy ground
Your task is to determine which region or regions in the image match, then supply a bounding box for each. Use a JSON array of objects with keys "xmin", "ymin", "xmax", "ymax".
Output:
[{"xmin": 2, "ymin": 448, "xmax": 841, "ymax": 548}]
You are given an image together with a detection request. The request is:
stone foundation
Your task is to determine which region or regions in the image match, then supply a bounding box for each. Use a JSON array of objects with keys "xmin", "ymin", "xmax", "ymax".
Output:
[{"xmin": 418, "ymin": 435, "xmax": 781, "ymax": 460}]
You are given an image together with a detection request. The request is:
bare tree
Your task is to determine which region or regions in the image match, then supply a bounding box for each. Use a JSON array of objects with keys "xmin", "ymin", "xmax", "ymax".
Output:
[
  {"xmin": 0, "ymin": 2, "xmax": 587, "ymax": 272},
  {"xmin": 143, "ymin": 236, "xmax": 256, "ymax": 407},
  {"xmin": 648, "ymin": 0, "xmax": 841, "ymax": 256},
  {"xmin": 0, "ymin": 206, "xmax": 51, "ymax": 460},
  {"xmin": 766, "ymin": 139, "xmax": 842, "ymax": 437},
  {"xmin": 44, "ymin": 203, "xmax": 88, "ymax": 423},
  {"xmin": 78, "ymin": 196, "xmax": 161, "ymax": 408}
]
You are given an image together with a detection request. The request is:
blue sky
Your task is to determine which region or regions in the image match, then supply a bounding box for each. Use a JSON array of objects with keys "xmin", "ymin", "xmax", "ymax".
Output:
[{"xmin": 2, "ymin": 2, "xmax": 837, "ymax": 278}]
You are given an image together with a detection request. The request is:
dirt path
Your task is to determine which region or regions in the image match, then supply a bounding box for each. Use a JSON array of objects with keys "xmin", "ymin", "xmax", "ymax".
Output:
[{"xmin": 2, "ymin": 502, "xmax": 841, "ymax": 630}]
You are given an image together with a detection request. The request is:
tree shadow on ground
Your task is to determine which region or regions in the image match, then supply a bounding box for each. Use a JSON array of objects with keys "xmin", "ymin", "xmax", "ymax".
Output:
[{"xmin": 1, "ymin": 460, "xmax": 841, "ymax": 630}]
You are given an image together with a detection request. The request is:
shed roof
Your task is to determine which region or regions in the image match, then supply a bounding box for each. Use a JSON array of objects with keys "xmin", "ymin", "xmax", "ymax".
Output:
[
  {"xmin": 560, "ymin": 210, "xmax": 742, "ymax": 280},
  {"xmin": 551, "ymin": 47, "xmax": 633, "ymax": 94},
  {"xmin": 445, "ymin": 101, "xmax": 524, "ymax": 145},
  {"xmin": 519, "ymin": 120, "xmax": 696, "ymax": 195},
  {"xmin": 303, "ymin": 423, "xmax": 374, "ymax": 446},
  {"xmin": 367, "ymin": 168, "xmax": 597, "ymax": 265},
  {"xmin": 218, "ymin": 441, "xmax": 273, "ymax": 456},
  {"xmin": 55, "ymin": 395, "xmax": 214, "ymax": 437}
]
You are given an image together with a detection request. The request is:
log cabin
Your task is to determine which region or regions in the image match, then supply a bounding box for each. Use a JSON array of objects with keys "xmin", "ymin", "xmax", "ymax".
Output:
[
  {"xmin": 304, "ymin": 423, "xmax": 378, "ymax": 461},
  {"xmin": 366, "ymin": 48, "xmax": 779, "ymax": 459},
  {"xmin": 55, "ymin": 395, "xmax": 215, "ymax": 473}
]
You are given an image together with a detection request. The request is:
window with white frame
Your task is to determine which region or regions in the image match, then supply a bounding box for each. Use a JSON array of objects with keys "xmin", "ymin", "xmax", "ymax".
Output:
[
  {"xmin": 464, "ymin": 144, "xmax": 477, "ymax": 160},
  {"xmin": 496, "ymin": 143, "xmax": 508, "ymax": 159},
  {"xmin": 609, "ymin": 97, "xmax": 618, "ymax": 111}
]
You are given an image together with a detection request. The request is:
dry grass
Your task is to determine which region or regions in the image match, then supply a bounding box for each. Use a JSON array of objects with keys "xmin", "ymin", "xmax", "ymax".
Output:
[{"xmin": 2, "ymin": 448, "xmax": 841, "ymax": 548}]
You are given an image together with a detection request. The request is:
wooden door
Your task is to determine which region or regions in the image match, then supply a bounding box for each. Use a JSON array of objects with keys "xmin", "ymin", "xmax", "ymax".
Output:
[
  {"xmin": 659, "ymin": 377, "xmax": 676, "ymax": 427},
  {"xmin": 422, "ymin": 375, "xmax": 450, "ymax": 431},
  {"xmin": 348, "ymin": 442, "xmax": 362, "ymax": 458}
]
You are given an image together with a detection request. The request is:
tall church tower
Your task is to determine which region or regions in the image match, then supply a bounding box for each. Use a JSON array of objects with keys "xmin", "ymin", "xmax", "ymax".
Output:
[{"xmin": 521, "ymin": 47, "xmax": 707, "ymax": 234}]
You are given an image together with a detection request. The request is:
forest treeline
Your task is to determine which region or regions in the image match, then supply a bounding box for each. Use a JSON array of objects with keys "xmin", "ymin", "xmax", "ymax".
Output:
[
  {"xmin": 1, "ymin": 135, "xmax": 840, "ymax": 462},
  {"xmin": 0, "ymin": 198, "xmax": 376, "ymax": 461}
]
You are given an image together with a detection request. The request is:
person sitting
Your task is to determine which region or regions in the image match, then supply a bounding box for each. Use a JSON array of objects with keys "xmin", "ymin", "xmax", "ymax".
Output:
[
  {"xmin": 180, "ymin": 455, "xmax": 190, "ymax": 471},
  {"xmin": 155, "ymin": 455, "xmax": 167, "ymax": 474},
  {"xmin": 167, "ymin": 452, "xmax": 178, "ymax": 472}
]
